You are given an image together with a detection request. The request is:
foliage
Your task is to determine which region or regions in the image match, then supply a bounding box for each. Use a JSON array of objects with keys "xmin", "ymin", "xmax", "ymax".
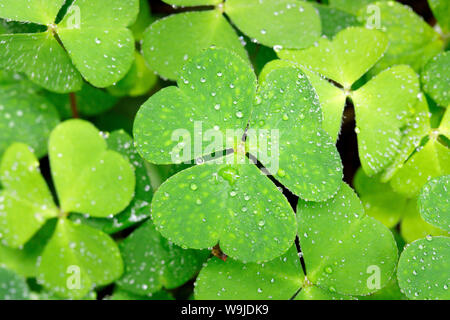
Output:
[{"xmin": 0, "ymin": 0, "xmax": 448, "ymax": 301}]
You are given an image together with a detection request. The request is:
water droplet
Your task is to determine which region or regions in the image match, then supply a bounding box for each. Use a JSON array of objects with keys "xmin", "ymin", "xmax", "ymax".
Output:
[{"xmin": 190, "ymin": 183, "xmax": 198, "ymax": 191}]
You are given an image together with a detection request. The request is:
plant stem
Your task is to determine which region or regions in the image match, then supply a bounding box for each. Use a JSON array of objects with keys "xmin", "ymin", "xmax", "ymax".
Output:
[
  {"xmin": 69, "ymin": 92, "xmax": 79, "ymax": 118},
  {"xmin": 212, "ymin": 244, "xmax": 227, "ymax": 262}
]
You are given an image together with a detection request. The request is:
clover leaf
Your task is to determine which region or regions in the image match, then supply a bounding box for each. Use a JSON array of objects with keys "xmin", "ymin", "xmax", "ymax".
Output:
[
  {"xmin": 421, "ymin": 52, "xmax": 449, "ymax": 108},
  {"xmin": 49, "ymin": 120, "xmax": 135, "ymax": 217},
  {"xmin": 0, "ymin": 143, "xmax": 59, "ymax": 247},
  {"xmin": 0, "ymin": 266, "xmax": 29, "ymax": 300},
  {"xmin": 0, "ymin": 0, "xmax": 139, "ymax": 92},
  {"xmin": 134, "ymin": 47, "xmax": 342, "ymax": 262},
  {"xmin": 279, "ymin": 27, "xmax": 420, "ymax": 175},
  {"xmin": 37, "ymin": 218, "xmax": 123, "ymax": 299},
  {"xmin": 388, "ymin": 108, "xmax": 450, "ymax": 198},
  {"xmin": 358, "ymin": 1, "xmax": 443, "ymax": 75},
  {"xmin": 397, "ymin": 236, "xmax": 450, "ymax": 300},
  {"xmin": 0, "ymin": 120, "xmax": 136, "ymax": 298},
  {"xmin": 418, "ymin": 175, "xmax": 449, "ymax": 232},
  {"xmin": 0, "ymin": 82, "xmax": 60, "ymax": 158},
  {"xmin": 195, "ymin": 245, "xmax": 304, "ymax": 299},
  {"xmin": 117, "ymin": 220, "xmax": 209, "ymax": 296},
  {"xmin": 142, "ymin": 0, "xmax": 321, "ymax": 80},
  {"xmin": 70, "ymin": 130, "xmax": 153, "ymax": 234},
  {"xmin": 195, "ymin": 183, "xmax": 398, "ymax": 298}
]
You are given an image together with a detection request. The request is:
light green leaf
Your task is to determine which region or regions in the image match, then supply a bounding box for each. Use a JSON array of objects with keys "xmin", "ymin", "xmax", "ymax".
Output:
[
  {"xmin": 117, "ymin": 220, "xmax": 208, "ymax": 296},
  {"xmin": 421, "ymin": 52, "xmax": 449, "ymax": 107},
  {"xmin": 134, "ymin": 47, "xmax": 256, "ymax": 164},
  {"xmin": 0, "ymin": 143, "xmax": 58, "ymax": 248},
  {"xmin": 151, "ymin": 154, "xmax": 297, "ymax": 263},
  {"xmin": 0, "ymin": 32, "xmax": 83, "ymax": 93},
  {"xmin": 57, "ymin": 0, "xmax": 138, "ymax": 88},
  {"xmin": 418, "ymin": 175, "xmax": 450, "ymax": 232},
  {"xmin": 401, "ymin": 199, "xmax": 448, "ymax": 243},
  {"xmin": 249, "ymin": 66, "xmax": 343, "ymax": 201},
  {"xmin": 279, "ymin": 27, "xmax": 388, "ymax": 89},
  {"xmin": 0, "ymin": 0, "xmax": 65, "ymax": 25},
  {"xmin": 352, "ymin": 65, "xmax": 420, "ymax": 176},
  {"xmin": 359, "ymin": 1, "xmax": 443, "ymax": 75},
  {"xmin": 297, "ymin": 182, "xmax": 398, "ymax": 296},
  {"xmin": 397, "ymin": 236, "xmax": 450, "ymax": 300},
  {"xmin": 428, "ymin": 0, "xmax": 450, "ymax": 34},
  {"xmin": 390, "ymin": 139, "xmax": 450, "ymax": 198},
  {"xmin": 0, "ymin": 267, "xmax": 29, "ymax": 300},
  {"xmin": 259, "ymin": 59, "xmax": 346, "ymax": 142},
  {"xmin": 195, "ymin": 245, "xmax": 303, "ymax": 300},
  {"xmin": 381, "ymin": 96, "xmax": 431, "ymax": 182},
  {"xmin": 37, "ymin": 218, "xmax": 123, "ymax": 299},
  {"xmin": 225, "ymin": 0, "xmax": 321, "ymax": 49},
  {"xmin": 354, "ymin": 168, "xmax": 405, "ymax": 228},
  {"xmin": 0, "ymin": 86, "xmax": 60, "ymax": 158},
  {"xmin": 70, "ymin": 130, "xmax": 152, "ymax": 234},
  {"xmin": 48, "ymin": 119, "xmax": 135, "ymax": 217},
  {"xmin": 142, "ymin": 10, "xmax": 248, "ymax": 80}
]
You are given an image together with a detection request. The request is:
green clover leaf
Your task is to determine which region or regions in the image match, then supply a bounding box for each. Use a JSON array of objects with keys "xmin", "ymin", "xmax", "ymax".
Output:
[
  {"xmin": 195, "ymin": 245, "xmax": 303, "ymax": 299},
  {"xmin": 0, "ymin": 143, "xmax": 59, "ymax": 247},
  {"xmin": 0, "ymin": 0, "xmax": 139, "ymax": 92},
  {"xmin": 143, "ymin": 0, "xmax": 321, "ymax": 80},
  {"xmin": 259, "ymin": 59, "xmax": 347, "ymax": 142},
  {"xmin": 70, "ymin": 130, "xmax": 153, "ymax": 234},
  {"xmin": 0, "ymin": 266, "xmax": 29, "ymax": 300},
  {"xmin": 388, "ymin": 109, "xmax": 450, "ymax": 198},
  {"xmin": 297, "ymin": 182, "xmax": 398, "ymax": 296},
  {"xmin": 418, "ymin": 175, "xmax": 449, "ymax": 232},
  {"xmin": 397, "ymin": 236, "xmax": 450, "ymax": 300},
  {"xmin": 0, "ymin": 83, "xmax": 60, "ymax": 159},
  {"xmin": 358, "ymin": 1, "xmax": 443, "ymax": 75},
  {"xmin": 117, "ymin": 220, "xmax": 209, "ymax": 296},
  {"xmin": 37, "ymin": 218, "xmax": 123, "ymax": 299},
  {"xmin": 49, "ymin": 120, "xmax": 135, "ymax": 217},
  {"xmin": 134, "ymin": 48, "xmax": 342, "ymax": 262},
  {"xmin": 195, "ymin": 183, "xmax": 398, "ymax": 298},
  {"xmin": 421, "ymin": 52, "xmax": 449, "ymax": 108},
  {"xmin": 279, "ymin": 27, "xmax": 420, "ymax": 175}
]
